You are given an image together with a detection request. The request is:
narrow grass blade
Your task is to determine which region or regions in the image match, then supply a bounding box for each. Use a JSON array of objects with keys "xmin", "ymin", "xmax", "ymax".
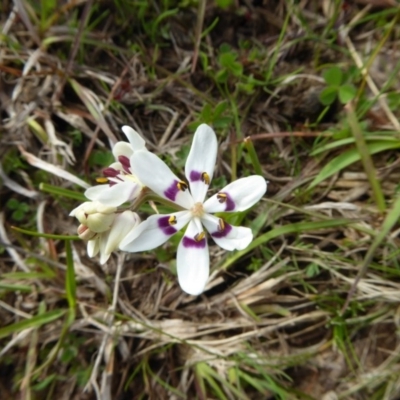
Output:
[
  {"xmin": 309, "ymin": 141, "xmax": 400, "ymax": 189},
  {"xmin": 65, "ymin": 240, "xmax": 76, "ymax": 312},
  {"xmin": 0, "ymin": 283, "xmax": 32, "ymax": 292},
  {"xmin": 346, "ymin": 102, "xmax": 386, "ymax": 212},
  {"xmin": 342, "ymin": 194, "xmax": 400, "ymax": 313},
  {"xmin": 11, "ymin": 226, "xmax": 79, "ymax": 241},
  {"xmin": 244, "ymin": 136, "xmax": 263, "ymax": 175},
  {"xmin": 40, "ymin": 182, "xmax": 87, "ymax": 201},
  {"xmin": 0, "ymin": 309, "xmax": 65, "ymax": 339},
  {"xmin": 220, "ymin": 218, "xmax": 352, "ymax": 270}
]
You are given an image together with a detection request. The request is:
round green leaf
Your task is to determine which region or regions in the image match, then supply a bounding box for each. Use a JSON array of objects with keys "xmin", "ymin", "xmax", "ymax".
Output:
[
  {"xmin": 319, "ymin": 87, "xmax": 338, "ymax": 106},
  {"xmin": 338, "ymin": 84, "xmax": 357, "ymax": 104},
  {"xmin": 322, "ymin": 66, "xmax": 343, "ymax": 86}
]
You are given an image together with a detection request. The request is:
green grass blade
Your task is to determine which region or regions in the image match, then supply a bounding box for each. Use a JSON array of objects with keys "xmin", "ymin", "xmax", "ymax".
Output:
[
  {"xmin": 40, "ymin": 183, "xmax": 87, "ymax": 201},
  {"xmin": 309, "ymin": 141, "xmax": 400, "ymax": 189},
  {"xmin": 220, "ymin": 218, "xmax": 352, "ymax": 270},
  {"xmin": 346, "ymin": 103, "xmax": 386, "ymax": 211},
  {"xmin": 65, "ymin": 240, "xmax": 77, "ymax": 312},
  {"xmin": 11, "ymin": 226, "xmax": 79, "ymax": 241},
  {"xmin": 244, "ymin": 136, "xmax": 263, "ymax": 175},
  {"xmin": 0, "ymin": 309, "xmax": 65, "ymax": 339},
  {"xmin": 342, "ymin": 194, "xmax": 400, "ymax": 313}
]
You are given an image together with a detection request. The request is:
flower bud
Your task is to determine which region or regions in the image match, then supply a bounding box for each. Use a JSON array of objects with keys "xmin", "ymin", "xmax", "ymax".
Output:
[
  {"xmin": 77, "ymin": 224, "xmax": 97, "ymax": 241},
  {"xmin": 70, "ymin": 201, "xmax": 117, "ymax": 233}
]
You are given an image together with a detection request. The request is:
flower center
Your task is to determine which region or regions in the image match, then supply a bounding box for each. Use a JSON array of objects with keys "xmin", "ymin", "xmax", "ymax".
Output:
[{"xmin": 190, "ymin": 202, "xmax": 204, "ymax": 218}]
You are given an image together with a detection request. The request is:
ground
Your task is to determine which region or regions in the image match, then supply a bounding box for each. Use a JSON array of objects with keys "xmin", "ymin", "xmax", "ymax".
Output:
[{"xmin": 1, "ymin": 1, "xmax": 400, "ymax": 399}]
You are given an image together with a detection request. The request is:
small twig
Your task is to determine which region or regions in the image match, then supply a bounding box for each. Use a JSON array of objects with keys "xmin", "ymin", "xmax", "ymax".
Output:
[{"xmin": 53, "ymin": 0, "xmax": 93, "ymax": 102}]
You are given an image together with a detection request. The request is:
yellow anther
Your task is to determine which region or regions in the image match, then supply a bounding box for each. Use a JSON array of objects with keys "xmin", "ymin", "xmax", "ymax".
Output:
[
  {"xmin": 96, "ymin": 177, "xmax": 109, "ymax": 184},
  {"xmin": 201, "ymin": 172, "xmax": 210, "ymax": 185},
  {"xmin": 194, "ymin": 231, "xmax": 205, "ymax": 242},
  {"xmin": 217, "ymin": 192, "xmax": 227, "ymax": 203},
  {"xmin": 218, "ymin": 218, "xmax": 225, "ymax": 232},
  {"xmin": 168, "ymin": 215, "xmax": 177, "ymax": 225},
  {"xmin": 177, "ymin": 180, "xmax": 188, "ymax": 191}
]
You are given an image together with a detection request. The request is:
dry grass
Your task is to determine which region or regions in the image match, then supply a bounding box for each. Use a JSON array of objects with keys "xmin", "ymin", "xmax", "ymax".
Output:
[{"xmin": 1, "ymin": 1, "xmax": 400, "ymax": 399}]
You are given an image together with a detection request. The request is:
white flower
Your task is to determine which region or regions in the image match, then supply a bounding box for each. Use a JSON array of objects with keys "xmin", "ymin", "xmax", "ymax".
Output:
[
  {"xmin": 84, "ymin": 126, "xmax": 147, "ymax": 207},
  {"xmin": 80, "ymin": 210, "xmax": 140, "ymax": 264},
  {"xmin": 70, "ymin": 201, "xmax": 116, "ymax": 233},
  {"xmin": 120, "ymin": 124, "xmax": 267, "ymax": 296}
]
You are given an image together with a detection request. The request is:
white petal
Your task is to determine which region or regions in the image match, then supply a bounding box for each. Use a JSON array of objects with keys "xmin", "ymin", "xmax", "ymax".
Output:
[
  {"xmin": 121, "ymin": 125, "xmax": 146, "ymax": 150},
  {"xmin": 120, "ymin": 211, "xmax": 192, "ymax": 252},
  {"xmin": 177, "ymin": 219, "xmax": 209, "ymax": 295},
  {"xmin": 87, "ymin": 238, "xmax": 99, "ymax": 257},
  {"xmin": 98, "ymin": 232, "xmax": 112, "ymax": 264},
  {"xmin": 104, "ymin": 211, "xmax": 140, "ymax": 255},
  {"xmin": 185, "ymin": 124, "xmax": 218, "ymax": 203},
  {"xmin": 131, "ymin": 151, "xmax": 194, "ymax": 209},
  {"xmin": 85, "ymin": 181, "xmax": 140, "ymax": 207},
  {"xmin": 112, "ymin": 142, "xmax": 134, "ymax": 159},
  {"xmin": 86, "ymin": 212, "xmax": 115, "ymax": 233},
  {"xmin": 201, "ymin": 214, "xmax": 252, "ymax": 251},
  {"xmin": 203, "ymin": 176, "xmax": 267, "ymax": 213}
]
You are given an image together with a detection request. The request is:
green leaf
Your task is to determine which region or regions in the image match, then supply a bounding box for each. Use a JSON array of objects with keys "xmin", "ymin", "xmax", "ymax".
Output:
[
  {"xmin": 201, "ymin": 103, "xmax": 212, "ymax": 123},
  {"xmin": 229, "ymin": 61, "xmax": 243, "ymax": 77},
  {"xmin": 65, "ymin": 240, "xmax": 76, "ymax": 311},
  {"xmin": 215, "ymin": 68, "xmax": 229, "ymax": 83},
  {"xmin": 323, "ymin": 66, "xmax": 343, "ymax": 86},
  {"xmin": 0, "ymin": 309, "xmax": 65, "ymax": 339},
  {"xmin": 213, "ymin": 101, "xmax": 229, "ymax": 118},
  {"xmin": 6, "ymin": 198, "xmax": 19, "ymax": 210},
  {"xmin": 319, "ymin": 87, "xmax": 338, "ymax": 106},
  {"xmin": 310, "ymin": 140, "xmax": 400, "ymax": 188},
  {"xmin": 12, "ymin": 209, "xmax": 25, "ymax": 221},
  {"xmin": 338, "ymin": 84, "xmax": 357, "ymax": 104},
  {"xmin": 215, "ymin": 0, "xmax": 234, "ymax": 8}
]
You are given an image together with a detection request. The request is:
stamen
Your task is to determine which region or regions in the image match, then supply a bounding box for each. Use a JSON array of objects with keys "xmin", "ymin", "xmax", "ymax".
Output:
[
  {"xmin": 103, "ymin": 167, "xmax": 120, "ymax": 178},
  {"xmin": 118, "ymin": 155, "xmax": 131, "ymax": 173},
  {"xmin": 218, "ymin": 218, "xmax": 225, "ymax": 232},
  {"xmin": 96, "ymin": 177, "xmax": 108, "ymax": 184},
  {"xmin": 201, "ymin": 172, "xmax": 210, "ymax": 185},
  {"xmin": 217, "ymin": 192, "xmax": 227, "ymax": 203},
  {"xmin": 216, "ymin": 192, "xmax": 235, "ymax": 211},
  {"xmin": 168, "ymin": 215, "xmax": 177, "ymax": 225},
  {"xmin": 194, "ymin": 231, "xmax": 205, "ymax": 242},
  {"xmin": 177, "ymin": 180, "xmax": 188, "ymax": 191}
]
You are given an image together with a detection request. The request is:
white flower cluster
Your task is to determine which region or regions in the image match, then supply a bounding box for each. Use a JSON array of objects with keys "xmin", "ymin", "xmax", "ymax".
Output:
[{"xmin": 70, "ymin": 124, "xmax": 267, "ymax": 295}]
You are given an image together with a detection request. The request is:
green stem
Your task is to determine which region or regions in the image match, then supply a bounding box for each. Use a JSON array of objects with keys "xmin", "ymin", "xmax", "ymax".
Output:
[
  {"xmin": 12, "ymin": 226, "xmax": 80, "ymax": 240},
  {"xmin": 346, "ymin": 103, "xmax": 386, "ymax": 212},
  {"xmin": 244, "ymin": 137, "xmax": 263, "ymax": 175}
]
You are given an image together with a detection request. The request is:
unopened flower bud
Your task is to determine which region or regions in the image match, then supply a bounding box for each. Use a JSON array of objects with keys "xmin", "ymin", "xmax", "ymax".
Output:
[
  {"xmin": 70, "ymin": 201, "xmax": 117, "ymax": 233},
  {"xmin": 77, "ymin": 224, "xmax": 97, "ymax": 241}
]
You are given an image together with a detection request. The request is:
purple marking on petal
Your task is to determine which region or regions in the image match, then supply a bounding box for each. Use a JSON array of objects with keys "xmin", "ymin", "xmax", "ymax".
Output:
[
  {"xmin": 211, "ymin": 222, "xmax": 232, "ymax": 238},
  {"xmin": 189, "ymin": 170, "xmax": 202, "ymax": 182},
  {"xmin": 219, "ymin": 192, "xmax": 235, "ymax": 211},
  {"xmin": 118, "ymin": 155, "xmax": 131, "ymax": 173},
  {"xmin": 103, "ymin": 167, "xmax": 120, "ymax": 178},
  {"xmin": 164, "ymin": 180, "xmax": 180, "ymax": 201},
  {"xmin": 182, "ymin": 236, "xmax": 206, "ymax": 248},
  {"xmin": 158, "ymin": 216, "xmax": 177, "ymax": 235}
]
